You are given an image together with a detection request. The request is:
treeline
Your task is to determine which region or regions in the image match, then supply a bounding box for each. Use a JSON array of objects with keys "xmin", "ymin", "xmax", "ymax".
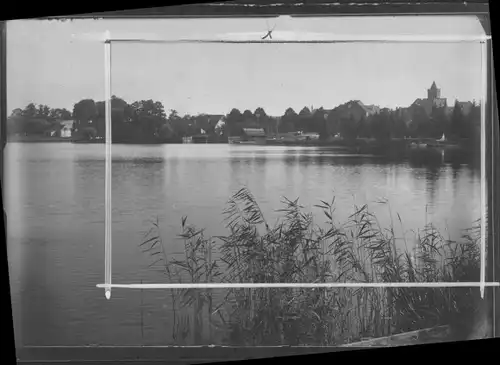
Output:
[
  {"xmin": 8, "ymin": 103, "xmax": 73, "ymax": 135},
  {"xmin": 11, "ymin": 103, "xmax": 73, "ymax": 120},
  {"xmin": 71, "ymin": 96, "xmax": 227, "ymax": 142},
  {"xmin": 8, "ymin": 97, "xmax": 481, "ymax": 144},
  {"xmin": 333, "ymin": 102, "xmax": 480, "ymax": 143},
  {"xmin": 223, "ymin": 101, "xmax": 480, "ymax": 143}
]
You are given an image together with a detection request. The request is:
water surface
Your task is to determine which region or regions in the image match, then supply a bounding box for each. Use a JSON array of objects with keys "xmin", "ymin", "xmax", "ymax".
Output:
[{"xmin": 5, "ymin": 143, "xmax": 481, "ymax": 346}]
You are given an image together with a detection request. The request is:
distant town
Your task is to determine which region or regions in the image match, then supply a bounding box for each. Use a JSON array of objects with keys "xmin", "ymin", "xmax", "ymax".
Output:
[{"xmin": 8, "ymin": 81, "xmax": 481, "ymax": 150}]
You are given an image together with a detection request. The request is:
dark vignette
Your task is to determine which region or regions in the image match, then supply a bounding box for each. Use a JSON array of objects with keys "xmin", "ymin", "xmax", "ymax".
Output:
[{"xmin": 0, "ymin": 1, "xmax": 497, "ymax": 364}]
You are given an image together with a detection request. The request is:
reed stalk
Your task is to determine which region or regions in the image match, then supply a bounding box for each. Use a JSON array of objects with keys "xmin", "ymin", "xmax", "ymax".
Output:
[{"xmin": 139, "ymin": 187, "xmax": 482, "ymax": 346}]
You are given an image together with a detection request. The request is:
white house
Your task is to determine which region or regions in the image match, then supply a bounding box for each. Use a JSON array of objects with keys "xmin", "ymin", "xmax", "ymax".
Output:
[{"xmin": 60, "ymin": 120, "xmax": 74, "ymax": 138}]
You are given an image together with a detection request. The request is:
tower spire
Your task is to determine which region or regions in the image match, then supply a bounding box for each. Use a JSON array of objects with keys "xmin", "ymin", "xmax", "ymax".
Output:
[{"xmin": 427, "ymin": 81, "xmax": 441, "ymax": 100}]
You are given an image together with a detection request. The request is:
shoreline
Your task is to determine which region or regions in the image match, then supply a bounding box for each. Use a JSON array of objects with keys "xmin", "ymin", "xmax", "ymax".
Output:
[{"xmin": 7, "ymin": 136, "xmax": 473, "ymax": 149}]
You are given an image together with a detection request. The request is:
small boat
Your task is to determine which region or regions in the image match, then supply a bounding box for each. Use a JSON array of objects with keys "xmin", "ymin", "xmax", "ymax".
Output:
[
  {"xmin": 409, "ymin": 142, "xmax": 427, "ymax": 149},
  {"xmin": 426, "ymin": 133, "xmax": 461, "ymax": 150}
]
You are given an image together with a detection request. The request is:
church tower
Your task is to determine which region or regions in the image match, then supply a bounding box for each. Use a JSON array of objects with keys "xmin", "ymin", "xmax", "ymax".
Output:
[{"xmin": 427, "ymin": 81, "xmax": 441, "ymax": 100}]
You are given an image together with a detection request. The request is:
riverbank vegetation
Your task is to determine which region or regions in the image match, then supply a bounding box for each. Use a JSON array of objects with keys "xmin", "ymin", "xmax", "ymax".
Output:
[
  {"xmin": 8, "ymin": 96, "xmax": 480, "ymax": 148},
  {"xmin": 139, "ymin": 187, "xmax": 482, "ymax": 346}
]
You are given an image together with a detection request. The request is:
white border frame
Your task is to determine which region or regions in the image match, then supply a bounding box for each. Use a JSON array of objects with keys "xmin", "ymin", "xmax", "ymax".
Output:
[{"xmin": 97, "ymin": 32, "xmax": 498, "ymax": 300}]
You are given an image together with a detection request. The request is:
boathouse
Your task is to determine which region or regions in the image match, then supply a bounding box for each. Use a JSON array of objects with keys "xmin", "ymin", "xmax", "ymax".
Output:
[{"xmin": 241, "ymin": 128, "xmax": 266, "ymax": 143}]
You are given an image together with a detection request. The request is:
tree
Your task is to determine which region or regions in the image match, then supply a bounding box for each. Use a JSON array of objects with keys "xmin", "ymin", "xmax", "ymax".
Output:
[
  {"xmin": 299, "ymin": 106, "xmax": 311, "ymax": 117},
  {"xmin": 370, "ymin": 110, "xmax": 392, "ymax": 141},
  {"xmin": 254, "ymin": 107, "xmax": 267, "ymax": 119},
  {"xmin": 242, "ymin": 109, "xmax": 254, "ymax": 120},
  {"xmin": 226, "ymin": 108, "xmax": 243, "ymax": 125},
  {"xmin": 37, "ymin": 104, "xmax": 51, "ymax": 118},
  {"xmin": 356, "ymin": 115, "xmax": 370, "ymax": 138},
  {"xmin": 297, "ymin": 106, "xmax": 313, "ymax": 132},
  {"xmin": 22, "ymin": 103, "xmax": 38, "ymax": 118},
  {"xmin": 225, "ymin": 108, "xmax": 244, "ymax": 136},
  {"xmin": 10, "ymin": 108, "xmax": 23, "ymax": 117},
  {"xmin": 131, "ymin": 99, "xmax": 166, "ymax": 123},
  {"xmin": 93, "ymin": 101, "xmax": 106, "ymax": 137},
  {"xmin": 254, "ymin": 107, "xmax": 277, "ymax": 135},
  {"xmin": 391, "ymin": 111, "xmax": 408, "ymax": 139},
  {"xmin": 466, "ymin": 101, "xmax": 481, "ymax": 142},
  {"xmin": 110, "ymin": 96, "xmax": 134, "ymax": 123},
  {"xmin": 280, "ymin": 107, "xmax": 298, "ymax": 133},
  {"xmin": 168, "ymin": 109, "xmax": 180, "ymax": 121},
  {"xmin": 158, "ymin": 123, "xmax": 176, "ymax": 140},
  {"xmin": 430, "ymin": 105, "xmax": 449, "ymax": 139},
  {"xmin": 126, "ymin": 99, "xmax": 167, "ymax": 140},
  {"xmin": 450, "ymin": 100, "xmax": 466, "ymax": 139},
  {"xmin": 310, "ymin": 107, "xmax": 327, "ymax": 136},
  {"xmin": 80, "ymin": 126, "xmax": 98, "ymax": 139},
  {"xmin": 325, "ymin": 110, "xmax": 340, "ymax": 137},
  {"xmin": 49, "ymin": 108, "xmax": 72, "ymax": 120},
  {"xmin": 72, "ymin": 99, "xmax": 97, "ymax": 131},
  {"xmin": 339, "ymin": 114, "xmax": 358, "ymax": 141}
]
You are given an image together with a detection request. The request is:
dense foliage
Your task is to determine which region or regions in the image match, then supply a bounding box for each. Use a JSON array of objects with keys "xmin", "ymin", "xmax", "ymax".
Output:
[
  {"xmin": 139, "ymin": 187, "xmax": 482, "ymax": 346},
  {"xmin": 8, "ymin": 97, "xmax": 480, "ymax": 144}
]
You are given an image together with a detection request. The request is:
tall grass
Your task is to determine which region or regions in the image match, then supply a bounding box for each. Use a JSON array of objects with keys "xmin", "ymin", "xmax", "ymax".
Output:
[{"xmin": 139, "ymin": 187, "xmax": 482, "ymax": 346}]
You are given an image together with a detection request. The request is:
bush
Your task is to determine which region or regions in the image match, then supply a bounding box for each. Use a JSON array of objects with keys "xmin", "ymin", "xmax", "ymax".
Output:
[{"xmin": 139, "ymin": 187, "xmax": 481, "ymax": 346}]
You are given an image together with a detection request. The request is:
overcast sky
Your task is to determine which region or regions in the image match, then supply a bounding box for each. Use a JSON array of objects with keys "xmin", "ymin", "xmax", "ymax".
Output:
[{"xmin": 7, "ymin": 16, "xmax": 485, "ymax": 116}]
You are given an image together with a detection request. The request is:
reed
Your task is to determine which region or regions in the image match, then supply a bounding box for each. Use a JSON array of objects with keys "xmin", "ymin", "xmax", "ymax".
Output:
[{"xmin": 139, "ymin": 187, "xmax": 482, "ymax": 346}]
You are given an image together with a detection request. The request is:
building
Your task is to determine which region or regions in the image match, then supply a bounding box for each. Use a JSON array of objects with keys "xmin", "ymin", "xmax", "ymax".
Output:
[
  {"xmin": 411, "ymin": 81, "xmax": 448, "ymax": 116},
  {"xmin": 323, "ymin": 100, "xmax": 380, "ymax": 137},
  {"xmin": 241, "ymin": 128, "xmax": 266, "ymax": 143},
  {"xmin": 330, "ymin": 100, "xmax": 380, "ymax": 123},
  {"xmin": 193, "ymin": 114, "xmax": 224, "ymax": 134},
  {"xmin": 191, "ymin": 134, "xmax": 209, "ymax": 143},
  {"xmin": 407, "ymin": 81, "xmax": 475, "ymax": 119},
  {"xmin": 42, "ymin": 120, "xmax": 73, "ymax": 138},
  {"xmin": 359, "ymin": 103, "xmax": 380, "ymax": 116},
  {"xmin": 59, "ymin": 120, "xmax": 74, "ymax": 138},
  {"xmin": 228, "ymin": 128, "xmax": 267, "ymax": 144}
]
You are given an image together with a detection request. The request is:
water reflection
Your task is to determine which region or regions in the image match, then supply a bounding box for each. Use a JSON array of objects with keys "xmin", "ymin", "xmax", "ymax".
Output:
[
  {"xmin": 425, "ymin": 169, "xmax": 441, "ymax": 207},
  {"xmin": 283, "ymin": 154, "xmax": 298, "ymax": 166}
]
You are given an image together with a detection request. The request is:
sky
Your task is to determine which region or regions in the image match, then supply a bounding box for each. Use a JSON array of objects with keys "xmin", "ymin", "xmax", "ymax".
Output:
[{"xmin": 7, "ymin": 16, "xmax": 486, "ymax": 117}]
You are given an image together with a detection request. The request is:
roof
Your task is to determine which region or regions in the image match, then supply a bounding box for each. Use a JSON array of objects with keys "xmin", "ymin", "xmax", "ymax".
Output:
[
  {"xmin": 345, "ymin": 100, "xmax": 380, "ymax": 115},
  {"xmin": 412, "ymin": 98, "xmax": 434, "ymax": 115},
  {"xmin": 242, "ymin": 128, "xmax": 266, "ymax": 137},
  {"xmin": 360, "ymin": 103, "xmax": 380, "ymax": 115},
  {"xmin": 60, "ymin": 120, "xmax": 74, "ymax": 128}
]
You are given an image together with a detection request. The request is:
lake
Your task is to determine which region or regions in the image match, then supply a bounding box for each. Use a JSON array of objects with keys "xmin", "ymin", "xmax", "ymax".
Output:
[{"xmin": 5, "ymin": 142, "xmax": 481, "ymax": 346}]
